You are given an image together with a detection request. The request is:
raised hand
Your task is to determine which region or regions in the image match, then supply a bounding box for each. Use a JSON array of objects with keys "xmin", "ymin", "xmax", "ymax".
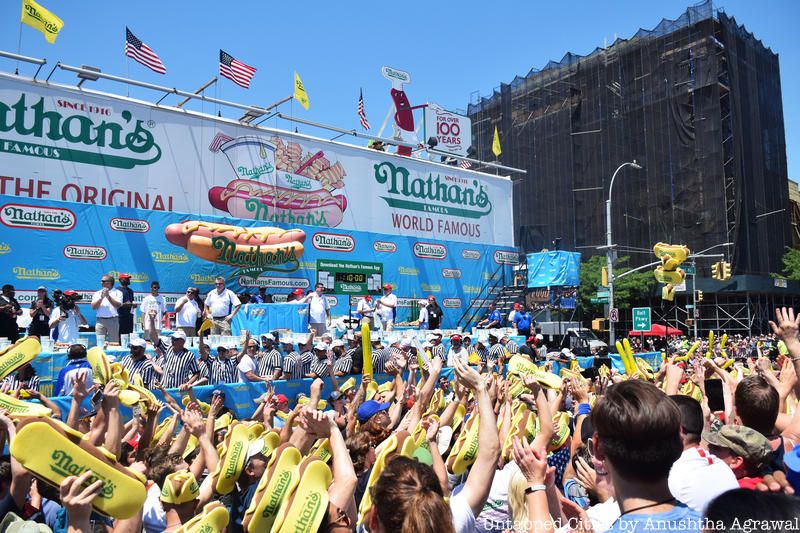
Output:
[
  {"xmin": 770, "ymin": 307, "xmax": 800, "ymax": 346},
  {"xmin": 60, "ymin": 471, "xmax": 105, "ymax": 526}
]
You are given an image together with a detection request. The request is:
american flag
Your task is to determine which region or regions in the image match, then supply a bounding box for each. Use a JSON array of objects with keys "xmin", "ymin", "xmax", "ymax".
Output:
[
  {"xmin": 358, "ymin": 88, "xmax": 370, "ymax": 130},
  {"xmin": 219, "ymin": 50, "xmax": 256, "ymax": 89},
  {"xmin": 125, "ymin": 28, "xmax": 166, "ymax": 74},
  {"xmin": 459, "ymin": 159, "xmax": 473, "ymax": 169}
]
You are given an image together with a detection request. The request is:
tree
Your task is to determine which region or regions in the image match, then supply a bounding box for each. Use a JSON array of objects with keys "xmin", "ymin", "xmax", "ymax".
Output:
[
  {"xmin": 578, "ymin": 255, "xmax": 655, "ymax": 318},
  {"xmin": 776, "ymin": 247, "xmax": 800, "ymax": 280}
]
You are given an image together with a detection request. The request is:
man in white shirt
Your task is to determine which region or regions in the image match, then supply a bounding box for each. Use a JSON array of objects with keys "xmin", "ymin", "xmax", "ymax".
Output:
[
  {"xmin": 301, "ymin": 283, "xmax": 330, "ymax": 335},
  {"xmin": 204, "ymin": 277, "xmax": 241, "ymax": 335},
  {"xmin": 375, "ymin": 283, "xmax": 397, "ymax": 331},
  {"xmin": 237, "ymin": 334, "xmax": 270, "ymax": 383},
  {"xmin": 357, "ymin": 295, "xmax": 375, "ymax": 330},
  {"xmin": 91, "ymin": 274, "xmax": 123, "ymax": 342},
  {"xmin": 174, "ymin": 287, "xmax": 200, "ymax": 336},
  {"xmin": 446, "ymin": 334, "xmax": 469, "ymax": 367},
  {"xmin": 49, "ymin": 290, "xmax": 87, "ymax": 345},
  {"xmin": 141, "ymin": 281, "xmax": 167, "ymax": 335}
]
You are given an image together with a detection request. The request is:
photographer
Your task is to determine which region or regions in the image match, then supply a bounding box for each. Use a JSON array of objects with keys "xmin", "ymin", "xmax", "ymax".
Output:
[
  {"xmin": 49, "ymin": 290, "xmax": 87, "ymax": 345},
  {"xmin": 27, "ymin": 286, "xmax": 52, "ymax": 338},
  {"xmin": 0, "ymin": 284, "xmax": 22, "ymax": 341}
]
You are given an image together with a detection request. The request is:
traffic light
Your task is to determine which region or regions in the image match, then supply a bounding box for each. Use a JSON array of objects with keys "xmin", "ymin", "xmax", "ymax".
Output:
[
  {"xmin": 711, "ymin": 262, "xmax": 720, "ymax": 280},
  {"xmin": 653, "ymin": 243, "xmax": 689, "ymax": 300},
  {"xmin": 721, "ymin": 261, "xmax": 731, "ymax": 280},
  {"xmin": 601, "ymin": 267, "xmax": 608, "ymax": 287},
  {"xmin": 696, "ymin": 290, "xmax": 704, "ymax": 302}
]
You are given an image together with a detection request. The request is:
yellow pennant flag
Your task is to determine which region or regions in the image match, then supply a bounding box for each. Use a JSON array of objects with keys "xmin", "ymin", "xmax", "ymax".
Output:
[
  {"xmin": 492, "ymin": 126, "xmax": 502, "ymax": 157},
  {"xmin": 293, "ymin": 72, "xmax": 309, "ymax": 110},
  {"xmin": 20, "ymin": 0, "xmax": 63, "ymax": 44}
]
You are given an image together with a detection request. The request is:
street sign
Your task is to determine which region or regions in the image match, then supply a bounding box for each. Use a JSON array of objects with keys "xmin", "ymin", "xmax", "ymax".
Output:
[
  {"xmin": 590, "ymin": 297, "xmax": 609, "ymax": 304},
  {"xmin": 632, "ymin": 307, "xmax": 652, "ymax": 332},
  {"xmin": 683, "ymin": 265, "xmax": 696, "ymax": 275},
  {"xmin": 596, "ymin": 289, "xmax": 609, "ymax": 298},
  {"xmin": 609, "ymin": 308, "xmax": 619, "ymax": 323}
]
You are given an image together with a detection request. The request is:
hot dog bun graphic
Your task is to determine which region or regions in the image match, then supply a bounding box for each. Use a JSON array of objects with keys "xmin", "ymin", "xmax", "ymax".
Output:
[
  {"xmin": 165, "ymin": 221, "xmax": 305, "ymax": 269},
  {"xmin": 208, "ymin": 179, "xmax": 347, "ymax": 227}
]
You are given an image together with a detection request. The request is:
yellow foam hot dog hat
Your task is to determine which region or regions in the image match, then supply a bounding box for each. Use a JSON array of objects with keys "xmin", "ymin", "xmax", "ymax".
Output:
[
  {"xmin": 0, "ymin": 391, "xmax": 52, "ymax": 419},
  {"xmin": 549, "ymin": 411, "xmax": 571, "ymax": 451},
  {"xmin": 507, "ymin": 355, "xmax": 562, "ymax": 390},
  {"xmin": 364, "ymin": 381, "xmax": 379, "ymax": 401},
  {"xmin": 214, "ymin": 412, "xmax": 234, "ymax": 433},
  {"xmin": 0, "ymin": 337, "xmax": 40, "ymax": 380},
  {"xmin": 213, "ymin": 423, "xmax": 250, "ymax": 495},
  {"xmin": 296, "ymin": 396, "xmax": 327, "ymax": 410},
  {"xmin": 87, "ymin": 346, "xmax": 112, "ymax": 386},
  {"xmin": 152, "ymin": 415, "xmax": 176, "ymax": 445},
  {"xmin": 446, "ymin": 413, "xmax": 481, "ymax": 476},
  {"xmin": 451, "ymin": 403, "xmax": 467, "ymax": 431},
  {"xmin": 160, "ymin": 470, "xmax": 200, "ymax": 505},
  {"xmin": 176, "ymin": 501, "xmax": 229, "ymax": 533},
  {"xmin": 502, "ymin": 402, "xmax": 530, "ymax": 461},
  {"xmin": 358, "ymin": 431, "xmax": 416, "ymax": 524},
  {"xmin": 680, "ymin": 381, "xmax": 703, "ymax": 403},
  {"xmin": 309, "ymin": 438, "xmax": 332, "ymax": 463},
  {"xmin": 11, "ymin": 418, "xmax": 146, "ymax": 519},
  {"xmin": 270, "ymin": 456, "xmax": 333, "ymax": 533},
  {"xmin": 243, "ymin": 444, "xmax": 302, "ymax": 533},
  {"xmin": 339, "ymin": 377, "xmax": 356, "ymax": 394},
  {"xmin": 181, "ymin": 395, "xmax": 211, "ymax": 414},
  {"xmin": 377, "ymin": 380, "xmax": 394, "ymax": 395},
  {"xmin": 635, "ymin": 358, "xmax": 655, "ymax": 381}
]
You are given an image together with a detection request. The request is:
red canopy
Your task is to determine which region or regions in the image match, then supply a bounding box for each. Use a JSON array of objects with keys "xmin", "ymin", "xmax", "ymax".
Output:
[{"xmin": 628, "ymin": 323, "xmax": 684, "ymax": 337}]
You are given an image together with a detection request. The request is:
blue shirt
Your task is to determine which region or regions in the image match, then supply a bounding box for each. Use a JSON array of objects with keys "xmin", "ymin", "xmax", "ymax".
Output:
[
  {"xmin": 55, "ymin": 359, "xmax": 93, "ymax": 397},
  {"xmin": 606, "ymin": 503, "xmax": 701, "ymax": 533},
  {"xmin": 488, "ymin": 309, "xmax": 502, "ymax": 324},
  {"xmin": 514, "ymin": 312, "xmax": 533, "ymax": 331}
]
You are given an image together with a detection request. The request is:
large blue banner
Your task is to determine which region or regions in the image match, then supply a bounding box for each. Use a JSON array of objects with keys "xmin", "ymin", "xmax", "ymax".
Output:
[
  {"xmin": 0, "ymin": 195, "xmax": 515, "ymax": 329},
  {"xmin": 527, "ymin": 251, "xmax": 581, "ymax": 288}
]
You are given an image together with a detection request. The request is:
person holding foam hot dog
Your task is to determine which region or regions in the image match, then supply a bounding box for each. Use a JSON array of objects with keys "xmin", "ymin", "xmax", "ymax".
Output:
[{"xmin": 204, "ymin": 277, "xmax": 241, "ymax": 335}]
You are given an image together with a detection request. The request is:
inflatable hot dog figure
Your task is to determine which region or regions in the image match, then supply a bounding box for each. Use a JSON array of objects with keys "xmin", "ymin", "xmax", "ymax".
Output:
[
  {"xmin": 165, "ymin": 221, "xmax": 305, "ymax": 271},
  {"xmin": 209, "ymin": 135, "xmax": 349, "ymax": 227}
]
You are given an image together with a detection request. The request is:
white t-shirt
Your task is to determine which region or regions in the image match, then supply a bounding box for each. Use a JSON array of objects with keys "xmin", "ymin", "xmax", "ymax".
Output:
[
  {"xmin": 377, "ymin": 293, "xmax": 397, "ymax": 321},
  {"xmin": 141, "ymin": 294, "xmax": 167, "ymax": 328},
  {"xmin": 668, "ymin": 446, "xmax": 738, "ymax": 514},
  {"xmin": 447, "ymin": 346, "xmax": 469, "ymax": 367},
  {"xmin": 450, "ymin": 492, "xmax": 477, "ymax": 533},
  {"xmin": 586, "ymin": 497, "xmax": 621, "ymax": 533},
  {"xmin": 357, "ymin": 298, "xmax": 374, "ymax": 317},
  {"xmin": 92, "ymin": 288, "xmax": 123, "ymax": 318},
  {"xmin": 175, "ymin": 297, "xmax": 200, "ymax": 328},
  {"xmin": 205, "ymin": 288, "xmax": 238, "ymax": 318},
  {"xmin": 52, "ymin": 308, "xmax": 80, "ymax": 344},
  {"xmin": 507, "ymin": 310, "xmax": 517, "ymax": 324},
  {"xmin": 307, "ymin": 293, "xmax": 330, "ymax": 324},
  {"xmin": 237, "ymin": 353, "xmax": 258, "ymax": 382},
  {"xmin": 142, "ymin": 483, "xmax": 166, "ymax": 533},
  {"xmin": 418, "ymin": 306, "xmax": 429, "ymax": 325},
  {"xmin": 474, "ymin": 461, "xmax": 520, "ymax": 533}
]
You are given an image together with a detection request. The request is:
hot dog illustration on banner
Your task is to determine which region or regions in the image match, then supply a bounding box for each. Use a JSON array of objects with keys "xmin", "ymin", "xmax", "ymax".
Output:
[
  {"xmin": 208, "ymin": 135, "xmax": 348, "ymax": 227},
  {"xmin": 381, "ymin": 66, "xmax": 426, "ymax": 157},
  {"xmin": 165, "ymin": 220, "xmax": 305, "ymax": 276}
]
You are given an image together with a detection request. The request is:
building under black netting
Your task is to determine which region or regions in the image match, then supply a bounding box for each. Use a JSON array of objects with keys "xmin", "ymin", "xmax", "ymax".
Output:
[{"xmin": 467, "ymin": 0, "xmax": 790, "ymax": 278}]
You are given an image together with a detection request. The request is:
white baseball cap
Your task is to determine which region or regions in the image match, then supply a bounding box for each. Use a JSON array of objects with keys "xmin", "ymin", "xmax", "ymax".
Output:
[
  {"xmin": 171, "ymin": 330, "xmax": 187, "ymax": 340},
  {"xmin": 331, "ymin": 339, "xmax": 345, "ymax": 348},
  {"xmin": 314, "ymin": 342, "xmax": 328, "ymax": 351},
  {"xmin": 129, "ymin": 337, "xmax": 147, "ymax": 348}
]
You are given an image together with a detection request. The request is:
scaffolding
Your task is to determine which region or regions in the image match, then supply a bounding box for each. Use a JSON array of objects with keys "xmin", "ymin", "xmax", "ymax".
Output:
[{"xmin": 467, "ymin": 0, "xmax": 790, "ymax": 277}]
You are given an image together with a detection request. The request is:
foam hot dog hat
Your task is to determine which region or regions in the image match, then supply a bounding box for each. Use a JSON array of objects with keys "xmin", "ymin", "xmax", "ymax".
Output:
[
  {"xmin": 339, "ymin": 377, "xmax": 356, "ymax": 394},
  {"xmin": 0, "ymin": 391, "xmax": 52, "ymax": 419},
  {"xmin": 10, "ymin": 418, "xmax": 146, "ymax": 519},
  {"xmin": 358, "ymin": 431, "xmax": 415, "ymax": 523},
  {"xmin": 502, "ymin": 402, "xmax": 531, "ymax": 460},
  {"xmin": 270, "ymin": 456, "xmax": 333, "ymax": 533},
  {"xmin": 176, "ymin": 501, "xmax": 230, "ymax": 533},
  {"xmin": 0, "ymin": 337, "xmax": 40, "ymax": 380},
  {"xmin": 164, "ymin": 220, "xmax": 305, "ymax": 267},
  {"xmin": 243, "ymin": 443, "xmax": 302, "ymax": 532},
  {"xmin": 507, "ymin": 355, "xmax": 562, "ymax": 390},
  {"xmin": 446, "ymin": 412, "xmax": 481, "ymax": 475},
  {"xmin": 212, "ymin": 422, "xmax": 251, "ymax": 494},
  {"xmin": 86, "ymin": 347, "xmax": 112, "ymax": 386}
]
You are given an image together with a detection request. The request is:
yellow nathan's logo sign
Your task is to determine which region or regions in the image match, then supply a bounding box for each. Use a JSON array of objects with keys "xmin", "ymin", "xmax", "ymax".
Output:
[
  {"xmin": 21, "ymin": 0, "xmax": 64, "ymax": 44},
  {"xmin": 13, "ymin": 266, "xmax": 59, "ymax": 280},
  {"xmin": 151, "ymin": 251, "xmax": 189, "ymax": 263}
]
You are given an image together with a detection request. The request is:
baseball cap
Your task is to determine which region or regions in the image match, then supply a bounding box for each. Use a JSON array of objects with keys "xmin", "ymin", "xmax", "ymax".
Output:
[
  {"xmin": 274, "ymin": 394, "xmax": 289, "ymax": 404},
  {"xmin": 171, "ymin": 330, "xmax": 187, "ymax": 340},
  {"xmin": 331, "ymin": 339, "xmax": 345, "ymax": 348},
  {"xmin": 63, "ymin": 290, "xmax": 78, "ymax": 297},
  {"xmin": 702, "ymin": 425, "xmax": 773, "ymax": 467},
  {"xmin": 216, "ymin": 344, "xmax": 228, "ymax": 351},
  {"xmin": 329, "ymin": 391, "xmax": 344, "ymax": 402},
  {"xmin": 292, "ymin": 288, "xmax": 304, "ymax": 295},
  {"xmin": 322, "ymin": 332, "xmax": 333, "ymax": 339},
  {"xmin": 357, "ymin": 399, "xmax": 391, "ymax": 423},
  {"xmin": 451, "ymin": 334, "xmax": 462, "ymax": 342},
  {"xmin": 514, "ymin": 303, "xmax": 521, "ymax": 310},
  {"xmin": 364, "ymin": 295, "xmax": 372, "ymax": 301},
  {"xmin": 418, "ymin": 299, "xmax": 428, "ymax": 306},
  {"xmin": 279, "ymin": 337, "xmax": 294, "ymax": 345},
  {"xmin": 785, "ymin": 444, "xmax": 800, "ymax": 493},
  {"xmin": 245, "ymin": 438, "xmax": 267, "ymax": 464},
  {"xmin": 425, "ymin": 333, "xmax": 437, "ymax": 342},
  {"xmin": 36, "ymin": 286, "xmax": 46, "ymax": 291},
  {"xmin": 382, "ymin": 283, "xmax": 392, "ymax": 289},
  {"xmin": 314, "ymin": 342, "xmax": 328, "ymax": 351},
  {"xmin": 400, "ymin": 339, "xmax": 412, "ymax": 348},
  {"xmin": 159, "ymin": 470, "xmax": 199, "ymax": 504},
  {"xmin": 129, "ymin": 337, "xmax": 147, "ymax": 348},
  {"xmin": 261, "ymin": 333, "xmax": 275, "ymax": 341},
  {"xmin": 433, "ymin": 329, "xmax": 443, "ymax": 336},
  {"xmin": 118, "ymin": 273, "xmax": 132, "ymax": 279}
]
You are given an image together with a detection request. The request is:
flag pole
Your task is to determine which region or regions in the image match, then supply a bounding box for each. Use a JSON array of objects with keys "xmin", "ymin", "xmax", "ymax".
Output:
[
  {"xmin": 176, "ymin": 77, "xmax": 218, "ymax": 108},
  {"xmin": 15, "ymin": 21, "xmax": 22, "ymax": 74}
]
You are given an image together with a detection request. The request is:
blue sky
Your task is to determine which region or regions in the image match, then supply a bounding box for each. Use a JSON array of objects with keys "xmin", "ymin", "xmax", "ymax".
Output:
[{"xmin": 1, "ymin": 0, "xmax": 798, "ymax": 178}]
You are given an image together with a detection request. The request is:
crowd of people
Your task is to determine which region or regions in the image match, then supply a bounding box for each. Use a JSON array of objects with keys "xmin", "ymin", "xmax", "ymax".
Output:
[{"xmin": 2, "ymin": 273, "xmax": 800, "ymax": 531}]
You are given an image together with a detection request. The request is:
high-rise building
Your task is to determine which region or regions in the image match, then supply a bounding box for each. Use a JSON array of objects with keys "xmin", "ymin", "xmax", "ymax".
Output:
[{"xmin": 467, "ymin": 0, "xmax": 789, "ymax": 276}]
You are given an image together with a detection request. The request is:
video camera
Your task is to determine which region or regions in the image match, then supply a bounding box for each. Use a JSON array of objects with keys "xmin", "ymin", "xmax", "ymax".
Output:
[{"xmin": 52, "ymin": 289, "xmax": 81, "ymax": 312}]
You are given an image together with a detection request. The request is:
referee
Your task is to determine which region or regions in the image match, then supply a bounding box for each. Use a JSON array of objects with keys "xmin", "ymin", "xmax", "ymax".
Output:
[
  {"xmin": 151, "ymin": 329, "xmax": 199, "ymax": 390},
  {"xmin": 120, "ymin": 337, "xmax": 157, "ymax": 388},
  {"xmin": 258, "ymin": 334, "xmax": 283, "ymax": 380}
]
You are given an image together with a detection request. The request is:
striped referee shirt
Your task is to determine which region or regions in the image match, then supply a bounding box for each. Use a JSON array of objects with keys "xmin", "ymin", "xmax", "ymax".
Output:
[
  {"xmin": 334, "ymin": 349, "xmax": 354, "ymax": 375},
  {"xmin": 488, "ymin": 343, "xmax": 506, "ymax": 362},
  {"xmin": 208, "ymin": 357, "xmax": 237, "ymax": 385},
  {"xmin": 505, "ymin": 341, "xmax": 519, "ymax": 354},
  {"xmin": 258, "ymin": 349, "xmax": 282, "ymax": 378},
  {"xmin": 431, "ymin": 343, "xmax": 446, "ymax": 361},
  {"xmin": 371, "ymin": 348, "xmax": 391, "ymax": 374},
  {"xmin": 282, "ymin": 351, "xmax": 303, "ymax": 380},
  {"xmin": 474, "ymin": 347, "xmax": 489, "ymax": 362},
  {"xmin": 156, "ymin": 339, "xmax": 199, "ymax": 389},
  {"xmin": 299, "ymin": 351, "xmax": 313, "ymax": 376},
  {"xmin": 120, "ymin": 355, "xmax": 157, "ymax": 389},
  {"xmin": 309, "ymin": 356, "xmax": 330, "ymax": 378},
  {"xmin": 2, "ymin": 374, "xmax": 40, "ymax": 392}
]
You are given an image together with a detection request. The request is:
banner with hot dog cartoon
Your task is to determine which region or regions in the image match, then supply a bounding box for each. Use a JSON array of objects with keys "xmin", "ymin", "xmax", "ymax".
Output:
[{"xmin": 0, "ymin": 76, "xmax": 513, "ymax": 246}]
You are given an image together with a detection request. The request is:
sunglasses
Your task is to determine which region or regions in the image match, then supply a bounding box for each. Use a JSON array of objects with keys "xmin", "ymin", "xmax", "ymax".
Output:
[{"xmin": 101, "ymin": 279, "xmax": 113, "ymax": 283}]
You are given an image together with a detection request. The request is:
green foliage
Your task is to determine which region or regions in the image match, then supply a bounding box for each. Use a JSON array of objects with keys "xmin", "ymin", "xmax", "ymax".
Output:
[
  {"xmin": 776, "ymin": 247, "xmax": 800, "ymax": 280},
  {"xmin": 578, "ymin": 255, "xmax": 655, "ymax": 317}
]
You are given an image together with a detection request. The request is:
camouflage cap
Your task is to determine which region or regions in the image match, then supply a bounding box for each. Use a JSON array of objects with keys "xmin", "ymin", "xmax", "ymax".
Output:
[{"xmin": 702, "ymin": 424, "xmax": 772, "ymax": 467}]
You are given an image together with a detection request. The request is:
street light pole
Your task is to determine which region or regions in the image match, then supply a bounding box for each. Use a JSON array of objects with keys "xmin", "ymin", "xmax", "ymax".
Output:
[{"xmin": 606, "ymin": 160, "xmax": 642, "ymax": 346}]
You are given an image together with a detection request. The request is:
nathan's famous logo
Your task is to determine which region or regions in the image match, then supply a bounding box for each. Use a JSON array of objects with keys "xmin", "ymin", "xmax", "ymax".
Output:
[
  {"xmin": 413, "ymin": 242, "xmax": 447, "ymax": 260},
  {"xmin": 374, "ymin": 161, "xmax": 492, "ymax": 219},
  {"xmin": 64, "ymin": 244, "xmax": 107, "ymax": 260},
  {"xmin": 442, "ymin": 268, "xmax": 462, "ymax": 279},
  {"xmin": 237, "ymin": 276, "xmax": 308, "ymax": 289},
  {"xmin": 0, "ymin": 351, "xmax": 26, "ymax": 375},
  {"xmin": 22, "ymin": 3, "xmax": 60, "ymax": 37},
  {"xmin": 312, "ymin": 232, "xmax": 354, "ymax": 252},
  {"xmin": 461, "ymin": 249, "xmax": 481, "ymax": 260},
  {"xmin": 262, "ymin": 470, "xmax": 292, "ymax": 518},
  {"xmin": 295, "ymin": 492, "xmax": 324, "ymax": 531},
  {"xmin": 0, "ymin": 242, "xmax": 10, "ymax": 254},
  {"xmin": 108, "ymin": 271, "xmax": 149, "ymax": 283},
  {"xmin": 237, "ymin": 162, "xmax": 275, "ymax": 180},
  {"xmin": 373, "ymin": 241, "xmax": 397, "ymax": 253},
  {"xmin": 398, "ymin": 267, "xmax": 419, "ymax": 276},
  {"xmin": 110, "ymin": 217, "xmax": 150, "ymax": 233},
  {"xmin": 151, "ymin": 251, "xmax": 189, "ymax": 263},
  {"xmin": 165, "ymin": 220, "xmax": 305, "ymax": 280},
  {"xmin": 13, "ymin": 266, "xmax": 59, "ymax": 280},
  {"xmin": 224, "ymin": 441, "xmax": 244, "ymax": 479},
  {"xmin": 1, "ymin": 203, "xmax": 75, "ymax": 231},
  {"xmin": 51, "ymin": 450, "xmax": 115, "ymax": 499},
  {"xmin": 191, "ymin": 274, "xmax": 217, "ymax": 285},
  {"xmin": 443, "ymin": 298, "xmax": 462, "ymax": 308},
  {"xmin": 0, "ymin": 94, "xmax": 161, "ymax": 169},
  {"xmin": 462, "ymin": 285, "xmax": 481, "ymax": 294},
  {"xmin": 421, "ymin": 283, "xmax": 441, "ymax": 292},
  {"xmin": 494, "ymin": 250, "xmax": 519, "ymax": 265}
]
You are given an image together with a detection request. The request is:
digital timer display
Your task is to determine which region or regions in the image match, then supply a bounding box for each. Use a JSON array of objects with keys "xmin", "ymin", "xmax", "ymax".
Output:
[{"xmin": 335, "ymin": 272, "xmax": 366, "ymax": 283}]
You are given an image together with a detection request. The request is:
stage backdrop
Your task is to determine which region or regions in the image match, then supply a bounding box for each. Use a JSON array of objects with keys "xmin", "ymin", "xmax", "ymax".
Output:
[
  {"xmin": 0, "ymin": 194, "xmax": 516, "ymax": 328},
  {"xmin": 0, "ymin": 74, "xmax": 513, "ymax": 246}
]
